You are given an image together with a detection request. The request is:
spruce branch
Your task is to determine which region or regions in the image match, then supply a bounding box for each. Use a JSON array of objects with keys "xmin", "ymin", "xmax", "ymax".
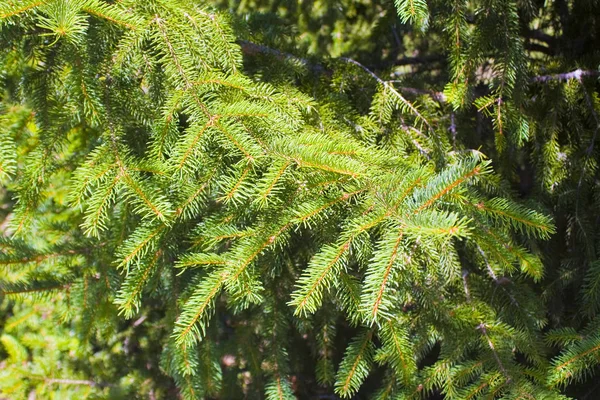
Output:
[
  {"xmin": 334, "ymin": 329, "xmax": 375, "ymax": 398},
  {"xmin": 0, "ymin": 1, "xmax": 575, "ymax": 397}
]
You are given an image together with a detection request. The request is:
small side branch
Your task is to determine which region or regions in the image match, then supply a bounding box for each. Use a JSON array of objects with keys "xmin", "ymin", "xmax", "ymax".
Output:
[
  {"xmin": 462, "ymin": 271, "xmax": 511, "ymax": 381},
  {"xmin": 462, "ymin": 269, "xmax": 471, "ymax": 302},
  {"xmin": 341, "ymin": 57, "xmax": 434, "ymax": 132},
  {"xmin": 476, "ymin": 245, "xmax": 519, "ymax": 307},
  {"xmin": 477, "ymin": 245, "xmax": 497, "ymax": 281},
  {"xmin": 477, "ymin": 323, "xmax": 511, "ymax": 381}
]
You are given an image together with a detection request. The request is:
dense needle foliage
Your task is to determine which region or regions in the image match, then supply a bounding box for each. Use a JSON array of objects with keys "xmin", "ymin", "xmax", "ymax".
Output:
[{"xmin": 0, "ymin": 0, "xmax": 599, "ymax": 398}]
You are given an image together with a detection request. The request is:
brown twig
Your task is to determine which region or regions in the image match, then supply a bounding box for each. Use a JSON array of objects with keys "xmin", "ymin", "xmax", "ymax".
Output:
[{"xmin": 477, "ymin": 323, "xmax": 511, "ymax": 381}]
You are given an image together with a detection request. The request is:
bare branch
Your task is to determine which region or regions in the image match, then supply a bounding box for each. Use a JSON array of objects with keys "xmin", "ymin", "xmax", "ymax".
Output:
[
  {"xmin": 44, "ymin": 378, "xmax": 98, "ymax": 387},
  {"xmin": 238, "ymin": 40, "xmax": 326, "ymax": 75},
  {"xmin": 531, "ymin": 69, "xmax": 600, "ymax": 83}
]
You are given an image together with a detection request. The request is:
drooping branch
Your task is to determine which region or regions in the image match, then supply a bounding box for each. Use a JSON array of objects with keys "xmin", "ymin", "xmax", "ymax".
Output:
[{"xmin": 239, "ymin": 41, "xmax": 600, "ymax": 107}]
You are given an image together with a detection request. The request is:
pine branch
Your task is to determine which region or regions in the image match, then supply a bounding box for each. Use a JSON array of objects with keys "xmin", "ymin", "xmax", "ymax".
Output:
[
  {"xmin": 290, "ymin": 211, "xmax": 388, "ymax": 316},
  {"xmin": 81, "ymin": 0, "xmax": 142, "ymax": 30},
  {"xmin": 238, "ymin": 40, "xmax": 326, "ymax": 75}
]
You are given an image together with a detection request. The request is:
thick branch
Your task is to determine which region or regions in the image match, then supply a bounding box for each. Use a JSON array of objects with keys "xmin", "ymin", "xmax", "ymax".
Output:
[
  {"xmin": 525, "ymin": 29, "xmax": 557, "ymax": 46},
  {"xmin": 531, "ymin": 69, "xmax": 600, "ymax": 82},
  {"xmin": 390, "ymin": 84, "xmax": 447, "ymax": 102}
]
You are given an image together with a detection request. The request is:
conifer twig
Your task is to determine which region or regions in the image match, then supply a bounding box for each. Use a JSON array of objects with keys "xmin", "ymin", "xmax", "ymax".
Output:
[
  {"xmin": 477, "ymin": 323, "xmax": 511, "ymax": 381},
  {"xmin": 463, "ymin": 272, "xmax": 511, "ymax": 381},
  {"xmin": 341, "ymin": 57, "xmax": 433, "ymax": 133},
  {"xmin": 477, "ymin": 244, "xmax": 519, "ymax": 307}
]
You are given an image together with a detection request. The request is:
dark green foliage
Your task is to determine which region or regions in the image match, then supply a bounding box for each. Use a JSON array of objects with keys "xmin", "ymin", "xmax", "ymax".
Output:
[{"xmin": 0, "ymin": 0, "xmax": 599, "ymax": 399}]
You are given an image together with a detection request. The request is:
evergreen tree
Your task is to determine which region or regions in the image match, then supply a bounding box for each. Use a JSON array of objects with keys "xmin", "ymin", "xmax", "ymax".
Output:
[{"xmin": 0, "ymin": 0, "xmax": 598, "ymax": 399}]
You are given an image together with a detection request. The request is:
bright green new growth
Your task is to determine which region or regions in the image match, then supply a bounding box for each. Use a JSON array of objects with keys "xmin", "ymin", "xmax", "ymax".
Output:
[{"xmin": 1, "ymin": 0, "xmax": 597, "ymax": 399}]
